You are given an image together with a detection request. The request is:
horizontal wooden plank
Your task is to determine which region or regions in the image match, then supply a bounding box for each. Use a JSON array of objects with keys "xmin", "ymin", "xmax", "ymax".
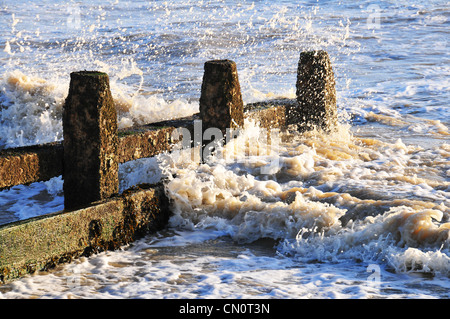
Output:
[
  {"xmin": 0, "ymin": 105, "xmax": 290, "ymax": 189},
  {"xmin": 0, "ymin": 183, "xmax": 170, "ymax": 283},
  {"xmin": 0, "ymin": 142, "xmax": 64, "ymax": 189}
]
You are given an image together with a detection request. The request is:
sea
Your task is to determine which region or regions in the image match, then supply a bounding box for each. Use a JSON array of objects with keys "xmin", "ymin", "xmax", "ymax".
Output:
[{"xmin": 0, "ymin": 0, "xmax": 449, "ymax": 300}]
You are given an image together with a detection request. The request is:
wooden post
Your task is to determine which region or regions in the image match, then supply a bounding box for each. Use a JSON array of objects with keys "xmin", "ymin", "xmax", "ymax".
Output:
[
  {"xmin": 199, "ymin": 59, "xmax": 244, "ymax": 135},
  {"xmin": 199, "ymin": 60, "xmax": 244, "ymax": 160},
  {"xmin": 294, "ymin": 50, "xmax": 337, "ymax": 131},
  {"xmin": 63, "ymin": 71, "xmax": 118, "ymax": 210}
]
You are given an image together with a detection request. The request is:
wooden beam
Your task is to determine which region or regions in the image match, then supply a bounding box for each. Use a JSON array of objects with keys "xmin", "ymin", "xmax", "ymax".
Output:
[{"xmin": 0, "ymin": 183, "xmax": 169, "ymax": 283}]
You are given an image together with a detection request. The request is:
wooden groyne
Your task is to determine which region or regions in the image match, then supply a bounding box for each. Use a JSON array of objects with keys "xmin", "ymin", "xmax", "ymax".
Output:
[{"xmin": 0, "ymin": 51, "xmax": 337, "ymax": 283}]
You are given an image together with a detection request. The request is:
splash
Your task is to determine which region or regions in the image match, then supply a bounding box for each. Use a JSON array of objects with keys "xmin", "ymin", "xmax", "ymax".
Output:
[
  {"xmin": 0, "ymin": 68, "xmax": 199, "ymax": 147},
  {"xmin": 161, "ymin": 117, "xmax": 449, "ymax": 262},
  {"xmin": 0, "ymin": 70, "xmax": 65, "ymax": 147}
]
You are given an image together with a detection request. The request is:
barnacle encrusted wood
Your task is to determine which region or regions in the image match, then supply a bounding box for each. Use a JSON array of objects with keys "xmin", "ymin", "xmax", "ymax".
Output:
[
  {"xmin": 0, "ymin": 184, "xmax": 170, "ymax": 283},
  {"xmin": 295, "ymin": 50, "xmax": 337, "ymax": 131},
  {"xmin": 63, "ymin": 71, "xmax": 119, "ymax": 210},
  {"xmin": 199, "ymin": 60, "xmax": 244, "ymax": 135}
]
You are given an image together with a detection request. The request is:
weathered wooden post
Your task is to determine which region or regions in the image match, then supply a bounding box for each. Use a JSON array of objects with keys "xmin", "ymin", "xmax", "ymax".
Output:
[
  {"xmin": 200, "ymin": 59, "xmax": 244, "ymax": 134},
  {"xmin": 294, "ymin": 50, "xmax": 337, "ymax": 131},
  {"xmin": 199, "ymin": 60, "xmax": 244, "ymax": 159},
  {"xmin": 63, "ymin": 71, "xmax": 118, "ymax": 210}
]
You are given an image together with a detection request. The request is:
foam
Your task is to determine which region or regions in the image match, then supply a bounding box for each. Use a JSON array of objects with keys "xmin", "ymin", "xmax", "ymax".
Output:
[
  {"xmin": 1, "ymin": 227, "xmax": 446, "ymax": 299},
  {"xmin": 160, "ymin": 119, "xmax": 449, "ymax": 256},
  {"xmin": 0, "ymin": 176, "xmax": 64, "ymax": 223},
  {"xmin": 0, "ymin": 70, "xmax": 65, "ymax": 147}
]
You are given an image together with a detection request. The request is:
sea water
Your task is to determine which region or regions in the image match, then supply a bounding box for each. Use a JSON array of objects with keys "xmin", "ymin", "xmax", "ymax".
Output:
[{"xmin": 0, "ymin": 0, "xmax": 448, "ymax": 299}]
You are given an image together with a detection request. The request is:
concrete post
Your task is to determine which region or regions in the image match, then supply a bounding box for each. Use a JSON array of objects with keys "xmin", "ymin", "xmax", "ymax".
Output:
[
  {"xmin": 63, "ymin": 71, "xmax": 118, "ymax": 210},
  {"xmin": 295, "ymin": 50, "xmax": 337, "ymax": 131}
]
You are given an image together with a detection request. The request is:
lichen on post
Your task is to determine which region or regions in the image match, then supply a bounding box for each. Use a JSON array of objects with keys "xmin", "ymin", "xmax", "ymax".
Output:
[
  {"xmin": 63, "ymin": 71, "xmax": 118, "ymax": 210},
  {"xmin": 294, "ymin": 50, "xmax": 337, "ymax": 131}
]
